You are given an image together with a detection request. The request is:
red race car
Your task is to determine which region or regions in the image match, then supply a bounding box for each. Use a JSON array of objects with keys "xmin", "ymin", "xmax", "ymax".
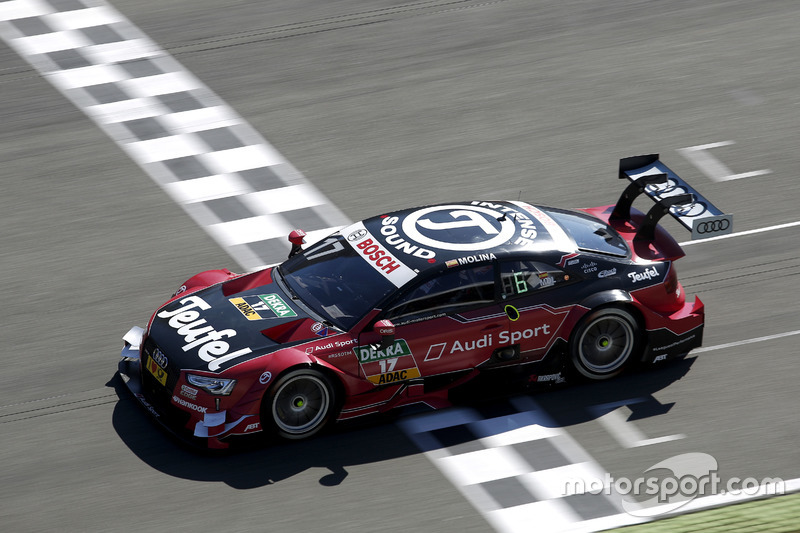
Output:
[{"xmin": 119, "ymin": 154, "xmax": 731, "ymax": 449}]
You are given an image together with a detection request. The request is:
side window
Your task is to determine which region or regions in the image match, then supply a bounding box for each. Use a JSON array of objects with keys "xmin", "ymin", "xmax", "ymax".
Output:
[
  {"xmin": 386, "ymin": 265, "xmax": 495, "ymax": 322},
  {"xmin": 500, "ymin": 260, "xmax": 569, "ymax": 300}
]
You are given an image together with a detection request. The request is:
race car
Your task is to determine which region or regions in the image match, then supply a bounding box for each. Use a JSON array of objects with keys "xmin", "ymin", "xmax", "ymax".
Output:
[{"xmin": 118, "ymin": 154, "xmax": 732, "ymax": 449}]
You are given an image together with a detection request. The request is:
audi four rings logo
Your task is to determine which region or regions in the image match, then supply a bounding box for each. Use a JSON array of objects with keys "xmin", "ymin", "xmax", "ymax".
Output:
[
  {"xmin": 695, "ymin": 219, "xmax": 731, "ymax": 233},
  {"xmin": 152, "ymin": 348, "xmax": 168, "ymax": 368}
]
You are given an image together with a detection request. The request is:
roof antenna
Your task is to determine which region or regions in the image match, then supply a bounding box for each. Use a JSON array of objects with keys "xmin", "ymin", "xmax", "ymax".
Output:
[{"xmin": 517, "ymin": 190, "xmax": 522, "ymax": 200}]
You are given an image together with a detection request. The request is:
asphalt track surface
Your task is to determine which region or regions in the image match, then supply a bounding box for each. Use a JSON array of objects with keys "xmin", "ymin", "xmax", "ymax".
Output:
[{"xmin": 2, "ymin": 1, "xmax": 800, "ymax": 531}]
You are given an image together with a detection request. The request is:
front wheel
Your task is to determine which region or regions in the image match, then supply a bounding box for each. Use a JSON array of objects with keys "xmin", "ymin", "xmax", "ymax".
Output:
[
  {"xmin": 267, "ymin": 368, "xmax": 337, "ymax": 440},
  {"xmin": 570, "ymin": 307, "xmax": 641, "ymax": 380}
]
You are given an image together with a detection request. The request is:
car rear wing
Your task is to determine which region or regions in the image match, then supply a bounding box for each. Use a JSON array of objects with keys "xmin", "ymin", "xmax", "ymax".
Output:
[{"xmin": 610, "ymin": 154, "xmax": 733, "ymax": 241}]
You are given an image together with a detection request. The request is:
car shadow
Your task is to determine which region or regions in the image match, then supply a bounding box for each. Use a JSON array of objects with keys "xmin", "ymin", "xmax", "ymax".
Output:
[{"xmin": 107, "ymin": 357, "xmax": 695, "ymax": 489}]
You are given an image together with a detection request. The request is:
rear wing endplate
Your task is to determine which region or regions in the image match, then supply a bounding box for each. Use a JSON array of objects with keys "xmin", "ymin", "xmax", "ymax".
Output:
[{"xmin": 610, "ymin": 154, "xmax": 733, "ymax": 241}]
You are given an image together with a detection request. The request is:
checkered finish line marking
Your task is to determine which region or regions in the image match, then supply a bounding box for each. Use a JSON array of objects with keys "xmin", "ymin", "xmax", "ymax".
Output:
[
  {"xmin": 398, "ymin": 397, "xmax": 645, "ymax": 533},
  {"xmin": 0, "ymin": 0, "xmax": 350, "ymax": 270}
]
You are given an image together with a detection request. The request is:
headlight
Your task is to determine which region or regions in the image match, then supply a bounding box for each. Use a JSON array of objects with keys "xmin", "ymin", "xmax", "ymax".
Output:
[{"xmin": 186, "ymin": 374, "xmax": 237, "ymax": 396}]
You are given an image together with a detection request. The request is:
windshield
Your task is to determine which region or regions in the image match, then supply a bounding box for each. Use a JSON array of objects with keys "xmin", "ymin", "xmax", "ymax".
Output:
[
  {"xmin": 278, "ymin": 235, "xmax": 397, "ymax": 330},
  {"xmin": 542, "ymin": 207, "xmax": 629, "ymax": 257}
]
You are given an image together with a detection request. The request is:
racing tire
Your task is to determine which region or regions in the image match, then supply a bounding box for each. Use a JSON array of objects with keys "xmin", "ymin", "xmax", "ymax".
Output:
[
  {"xmin": 569, "ymin": 307, "xmax": 641, "ymax": 380},
  {"xmin": 266, "ymin": 368, "xmax": 337, "ymax": 440}
]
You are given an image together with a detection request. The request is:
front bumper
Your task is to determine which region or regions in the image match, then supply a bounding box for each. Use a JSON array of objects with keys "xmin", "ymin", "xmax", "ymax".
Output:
[{"xmin": 118, "ymin": 327, "xmax": 253, "ymax": 450}]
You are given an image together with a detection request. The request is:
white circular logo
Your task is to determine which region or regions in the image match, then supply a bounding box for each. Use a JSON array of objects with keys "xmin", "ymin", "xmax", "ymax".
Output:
[
  {"xmin": 259, "ymin": 371, "xmax": 272, "ymax": 385},
  {"xmin": 402, "ymin": 205, "xmax": 516, "ymax": 251}
]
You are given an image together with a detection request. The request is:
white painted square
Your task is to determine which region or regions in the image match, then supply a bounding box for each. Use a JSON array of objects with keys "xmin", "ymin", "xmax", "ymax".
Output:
[
  {"xmin": 120, "ymin": 71, "xmax": 202, "ymax": 97},
  {"xmin": 518, "ymin": 462, "xmax": 608, "ymax": 500},
  {"xmin": 206, "ymin": 216, "xmax": 293, "ymax": 246},
  {"xmin": 85, "ymin": 96, "xmax": 166, "ymax": 124},
  {"xmin": 47, "ymin": 64, "xmax": 128, "ymax": 90},
  {"xmin": 200, "ymin": 145, "xmax": 285, "ymax": 175},
  {"xmin": 241, "ymin": 184, "xmax": 324, "ymax": 214},
  {"xmin": 161, "ymin": 107, "xmax": 241, "ymax": 134},
  {"xmin": 43, "ymin": 6, "xmax": 124, "ymax": 31},
  {"xmin": 163, "ymin": 174, "xmax": 252, "ymax": 204},
  {"xmin": 437, "ymin": 446, "xmax": 532, "ymax": 486},
  {"xmin": 0, "ymin": 0, "xmax": 53, "ymax": 23},
  {"xmin": 484, "ymin": 499, "xmax": 581, "ymax": 533},
  {"xmin": 481, "ymin": 419, "xmax": 564, "ymax": 447},
  {"xmin": 82, "ymin": 39, "xmax": 159, "ymax": 65},
  {"xmin": 123, "ymin": 134, "xmax": 208, "ymax": 164},
  {"xmin": 12, "ymin": 30, "xmax": 89, "ymax": 55}
]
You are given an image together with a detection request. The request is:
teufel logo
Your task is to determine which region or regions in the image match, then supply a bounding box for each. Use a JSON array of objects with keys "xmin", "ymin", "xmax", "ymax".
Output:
[
  {"xmin": 402, "ymin": 205, "xmax": 516, "ymax": 251},
  {"xmin": 694, "ymin": 219, "xmax": 730, "ymax": 234},
  {"xmin": 157, "ymin": 295, "xmax": 252, "ymax": 372}
]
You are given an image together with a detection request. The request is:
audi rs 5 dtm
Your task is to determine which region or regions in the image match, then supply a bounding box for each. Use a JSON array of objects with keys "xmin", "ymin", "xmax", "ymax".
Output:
[{"xmin": 118, "ymin": 154, "xmax": 731, "ymax": 449}]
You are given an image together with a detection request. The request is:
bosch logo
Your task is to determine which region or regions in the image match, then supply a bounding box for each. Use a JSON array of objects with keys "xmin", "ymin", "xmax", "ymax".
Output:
[
  {"xmin": 695, "ymin": 219, "xmax": 731, "ymax": 234},
  {"xmin": 152, "ymin": 348, "xmax": 168, "ymax": 368},
  {"xmin": 347, "ymin": 229, "xmax": 367, "ymax": 241}
]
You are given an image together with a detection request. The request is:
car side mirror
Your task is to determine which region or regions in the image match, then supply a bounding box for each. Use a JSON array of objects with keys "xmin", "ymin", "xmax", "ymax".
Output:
[
  {"xmin": 287, "ymin": 229, "xmax": 306, "ymax": 258},
  {"xmin": 373, "ymin": 319, "xmax": 395, "ymax": 350}
]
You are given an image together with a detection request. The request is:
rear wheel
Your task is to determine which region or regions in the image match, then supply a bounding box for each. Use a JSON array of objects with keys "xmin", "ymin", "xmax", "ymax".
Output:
[
  {"xmin": 570, "ymin": 307, "xmax": 641, "ymax": 380},
  {"xmin": 267, "ymin": 368, "xmax": 337, "ymax": 440}
]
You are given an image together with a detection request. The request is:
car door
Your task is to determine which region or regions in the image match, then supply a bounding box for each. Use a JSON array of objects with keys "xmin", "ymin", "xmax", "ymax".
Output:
[
  {"xmin": 356, "ymin": 264, "xmax": 508, "ymax": 385},
  {"xmin": 497, "ymin": 259, "xmax": 574, "ymax": 363}
]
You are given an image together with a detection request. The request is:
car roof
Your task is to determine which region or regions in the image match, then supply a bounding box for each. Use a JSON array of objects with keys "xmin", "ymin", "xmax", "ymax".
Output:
[{"xmin": 340, "ymin": 200, "xmax": 579, "ymax": 276}]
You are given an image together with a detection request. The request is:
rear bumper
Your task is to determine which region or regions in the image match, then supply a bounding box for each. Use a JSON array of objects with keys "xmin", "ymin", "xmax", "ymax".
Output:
[{"xmin": 641, "ymin": 297, "xmax": 704, "ymax": 364}]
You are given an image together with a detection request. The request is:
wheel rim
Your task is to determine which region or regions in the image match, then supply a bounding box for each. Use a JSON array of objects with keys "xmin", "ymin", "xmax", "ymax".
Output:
[
  {"xmin": 577, "ymin": 314, "xmax": 634, "ymax": 374},
  {"xmin": 272, "ymin": 375, "xmax": 330, "ymax": 435}
]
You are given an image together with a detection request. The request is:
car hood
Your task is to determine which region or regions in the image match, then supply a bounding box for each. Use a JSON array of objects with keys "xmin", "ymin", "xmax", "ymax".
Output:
[{"xmin": 147, "ymin": 272, "xmax": 326, "ymax": 373}]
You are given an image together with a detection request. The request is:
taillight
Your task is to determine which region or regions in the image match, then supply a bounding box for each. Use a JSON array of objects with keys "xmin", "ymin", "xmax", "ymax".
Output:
[{"xmin": 664, "ymin": 264, "xmax": 679, "ymax": 296}]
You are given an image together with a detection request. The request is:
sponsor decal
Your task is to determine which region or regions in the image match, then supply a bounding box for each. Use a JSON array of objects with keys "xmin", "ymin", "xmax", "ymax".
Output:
[
  {"xmin": 369, "ymin": 368, "xmax": 421, "ymax": 385},
  {"xmin": 536, "ymin": 372, "xmax": 565, "ymax": 383},
  {"xmin": 355, "ymin": 339, "xmax": 413, "ymax": 362},
  {"xmin": 259, "ymin": 371, "xmax": 272, "ymax": 384},
  {"xmin": 451, "ymin": 253, "xmax": 497, "ymax": 266},
  {"xmin": 355, "ymin": 339, "xmax": 421, "ymax": 385},
  {"xmin": 259, "ymin": 293, "xmax": 297, "ymax": 318},
  {"xmin": 244, "ymin": 422, "xmax": 261, "ymax": 432},
  {"xmin": 598, "ymin": 268, "xmax": 617, "ymax": 278},
  {"xmin": 229, "ymin": 294, "xmax": 297, "ymax": 320},
  {"xmin": 582, "ymin": 261, "xmax": 598, "ymax": 274},
  {"xmin": 145, "ymin": 355, "xmax": 168, "ymax": 386},
  {"xmin": 157, "ymin": 295, "xmax": 253, "ymax": 372},
  {"xmin": 229, "ymin": 297, "xmax": 263, "ymax": 320},
  {"xmin": 654, "ymin": 354, "xmax": 668, "ymax": 362},
  {"xmin": 311, "ymin": 322, "xmax": 329, "ymax": 336},
  {"xmin": 180, "ymin": 384, "xmax": 198, "ymax": 400},
  {"xmin": 151, "ymin": 348, "xmax": 168, "ymax": 369},
  {"xmin": 557, "ymin": 252, "xmax": 580, "ymax": 268},
  {"xmin": 510, "ymin": 201, "xmax": 575, "ymax": 250},
  {"xmin": 347, "ymin": 229, "xmax": 368, "ymax": 241},
  {"xmin": 172, "ymin": 395, "xmax": 208, "ymax": 413},
  {"xmin": 134, "ymin": 392, "xmax": 160, "ymax": 418},
  {"xmin": 401, "ymin": 204, "xmax": 517, "ymax": 253},
  {"xmin": 424, "ymin": 343, "xmax": 447, "ymax": 361},
  {"xmin": 343, "ymin": 222, "xmax": 416, "ymax": 287},
  {"xmin": 628, "ymin": 266, "xmax": 660, "ymax": 283},
  {"xmin": 694, "ymin": 218, "xmax": 730, "ymax": 234},
  {"xmin": 567, "ymin": 258, "xmax": 580, "ymax": 266},
  {"xmin": 450, "ymin": 324, "xmax": 552, "ymax": 353},
  {"xmin": 173, "ymin": 285, "xmax": 187, "ymax": 296},
  {"xmin": 652, "ymin": 334, "xmax": 696, "ymax": 352}
]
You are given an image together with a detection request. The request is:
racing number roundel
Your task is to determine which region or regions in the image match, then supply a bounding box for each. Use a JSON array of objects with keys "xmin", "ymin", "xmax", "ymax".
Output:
[{"xmin": 402, "ymin": 205, "xmax": 517, "ymax": 251}]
